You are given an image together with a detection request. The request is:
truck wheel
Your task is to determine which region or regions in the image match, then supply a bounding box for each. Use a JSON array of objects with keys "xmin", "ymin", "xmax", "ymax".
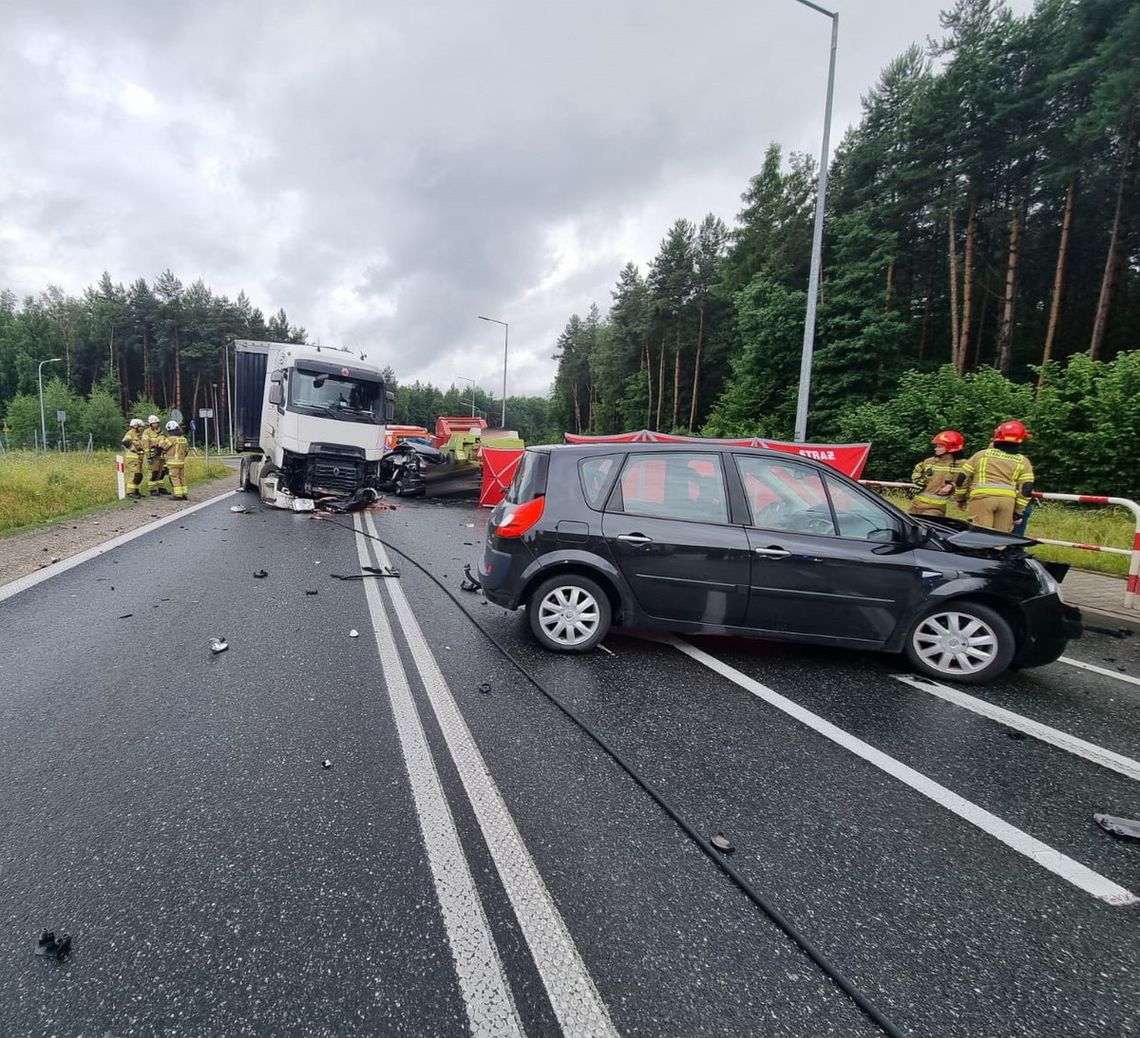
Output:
[
  {"xmin": 527, "ymin": 575, "xmax": 611, "ymax": 653},
  {"xmin": 903, "ymin": 600, "xmax": 1015, "ymax": 684},
  {"xmin": 239, "ymin": 456, "xmax": 255, "ymax": 492}
]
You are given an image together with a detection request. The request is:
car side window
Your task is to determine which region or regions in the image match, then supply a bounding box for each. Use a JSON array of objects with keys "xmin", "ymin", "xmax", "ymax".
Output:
[
  {"xmin": 824, "ymin": 477, "xmax": 902, "ymax": 542},
  {"xmin": 615, "ymin": 453, "xmax": 728, "ymax": 523},
  {"xmin": 579, "ymin": 455, "xmax": 617, "ymax": 510},
  {"xmin": 733, "ymin": 455, "xmax": 837, "ymax": 536}
]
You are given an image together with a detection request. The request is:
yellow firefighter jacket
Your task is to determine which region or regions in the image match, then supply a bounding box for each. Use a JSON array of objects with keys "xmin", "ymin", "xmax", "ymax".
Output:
[
  {"xmin": 955, "ymin": 447, "xmax": 1034, "ymax": 512},
  {"xmin": 910, "ymin": 454, "xmax": 960, "ymax": 509},
  {"xmin": 120, "ymin": 427, "xmax": 145, "ymax": 457},
  {"xmin": 164, "ymin": 434, "xmax": 189, "ymax": 467}
]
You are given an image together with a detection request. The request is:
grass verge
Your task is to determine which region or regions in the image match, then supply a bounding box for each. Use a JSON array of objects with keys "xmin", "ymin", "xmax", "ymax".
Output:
[{"xmin": 0, "ymin": 450, "xmax": 233, "ymax": 535}]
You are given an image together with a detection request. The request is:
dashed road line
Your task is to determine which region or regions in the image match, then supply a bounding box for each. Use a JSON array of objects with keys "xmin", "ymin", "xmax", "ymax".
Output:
[
  {"xmin": 353, "ymin": 517, "xmax": 525, "ymax": 1038},
  {"xmin": 893, "ymin": 673, "xmax": 1140, "ymax": 782},
  {"xmin": 363, "ymin": 513, "xmax": 620, "ymax": 1038},
  {"xmin": 1059, "ymin": 656, "xmax": 1140, "ymax": 689},
  {"xmin": 670, "ymin": 636, "xmax": 1138, "ymax": 907}
]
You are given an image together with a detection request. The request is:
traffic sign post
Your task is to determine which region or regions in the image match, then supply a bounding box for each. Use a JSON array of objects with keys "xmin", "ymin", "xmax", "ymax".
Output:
[{"xmin": 200, "ymin": 408, "xmax": 213, "ymax": 472}]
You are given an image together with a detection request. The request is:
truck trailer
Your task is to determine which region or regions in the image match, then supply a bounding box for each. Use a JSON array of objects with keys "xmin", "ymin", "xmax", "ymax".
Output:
[{"xmin": 233, "ymin": 339, "xmax": 395, "ymax": 511}]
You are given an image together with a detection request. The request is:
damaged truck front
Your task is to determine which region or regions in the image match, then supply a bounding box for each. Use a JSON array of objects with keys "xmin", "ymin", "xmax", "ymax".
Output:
[{"xmin": 233, "ymin": 339, "xmax": 395, "ymax": 511}]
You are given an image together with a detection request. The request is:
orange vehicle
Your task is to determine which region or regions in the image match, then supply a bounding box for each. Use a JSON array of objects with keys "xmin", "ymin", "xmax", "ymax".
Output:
[{"xmin": 383, "ymin": 425, "xmax": 432, "ymax": 450}]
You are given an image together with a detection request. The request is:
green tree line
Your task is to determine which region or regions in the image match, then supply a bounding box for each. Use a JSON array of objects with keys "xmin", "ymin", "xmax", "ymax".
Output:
[{"xmin": 548, "ymin": 0, "xmax": 1138, "ymax": 484}]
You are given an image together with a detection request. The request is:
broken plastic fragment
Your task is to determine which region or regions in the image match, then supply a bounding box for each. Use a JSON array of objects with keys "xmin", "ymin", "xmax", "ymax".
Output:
[
  {"xmin": 118, "ymin": 613, "xmax": 133, "ymax": 620},
  {"xmin": 1095, "ymin": 813, "xmax": 1140, "ymax": 839},
  {"xmin": 253, "ymin": 569, "xmax": 268, "ymax": 579},
  {"xmin": 321, "ymin": 759, "xmax": 333, "ymax": 769},
  {"xmin": 349, "ymin": 629, "xmax": 359, "ymax": 638},
  {"xmin": 460, "ymin": 564, "xmax": 482, "ymax": 592},
  {"xmin": 710, "ymin": 832, "xmax": 735, "ymax": 854},
  {"xmin": 304, "ymin": 590, "xmax": 318, "ymax": 596},
  {"xmin": 34, "ymin": 931, "xmax": 71, "ymax": 959},
  {"xmin": 210, "ymin": 638, "xmax": 229, "ymax": 654},
  {"xmin": 479, "ymin": 683, "xmax": 492, "ymax": 694}
]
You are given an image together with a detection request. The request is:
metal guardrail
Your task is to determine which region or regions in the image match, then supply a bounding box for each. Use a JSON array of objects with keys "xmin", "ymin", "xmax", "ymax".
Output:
[{"xmin": 859, "ymin": 480, "xmax": 1140, "ymax": 611}]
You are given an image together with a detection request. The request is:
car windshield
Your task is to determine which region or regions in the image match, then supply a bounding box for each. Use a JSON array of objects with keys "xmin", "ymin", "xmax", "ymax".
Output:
[{"xmin": 289, "ymin": 367, "xmax": 383, "ymax": 423}]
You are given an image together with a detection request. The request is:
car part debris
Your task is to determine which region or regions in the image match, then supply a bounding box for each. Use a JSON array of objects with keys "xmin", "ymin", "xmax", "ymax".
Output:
[
  {"xmin": 479, "ymin": 682, "xmax": 492, "ymax": 694},
  {"xmin": 210, "ymin": 638, "xmax": 229, "ymax": 654},
  {"xmin": 349, "ymin": 629, "xmax": 359, "ymax": 638},
  {"xmin": 304, "ymin": 589, "xmax": 318, "ymax": 596},
  {"xmin": 460, "ymin": 564, "xmax": 482, "ymax": 592},
  {"xmin": 118, "ymin": 613, "xmax": 133, "ymax": 619},
  {"xmin": 1095, "ymin": 814, "xmax": 1140, "ymax": 839},
  {"xmin": 710, "ymin": 832, "xmax": 735, "ymax": 854},
  {"xmin": 321, "ymin": 759, "xmax": 333, "ymax": 769},
  {"xmin": 230, "ymin": 505, "xmax": 254, "ymax": 514},
  {"xmin": 1006, "ymin": 730, "xmax": 1027, "ymax": 740},
  {"xmin": 35, "ymin": 931, "xmax": 71, "ymax": 959},
  {"xmin": 330, "ymin": 567, "xmax": 399, "ymax": 581},
  {"xmin": 253, "ymin": 569, "xmax": 268, "ymax": 579}
]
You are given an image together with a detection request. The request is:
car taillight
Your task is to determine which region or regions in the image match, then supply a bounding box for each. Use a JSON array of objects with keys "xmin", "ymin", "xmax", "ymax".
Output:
[{"xmin": 495, "ymin": 496, "xmax": 545, "ymax": 539}]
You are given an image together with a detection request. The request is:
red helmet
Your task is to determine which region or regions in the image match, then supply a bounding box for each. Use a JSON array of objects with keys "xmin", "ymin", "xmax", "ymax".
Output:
[
  {"xmin": 993, "ymin": 420, "xmax": 1031, "ymax": 443},
  {"xmin": 931, "ymin": 429, "xmax": 964, "ymax": 452}
]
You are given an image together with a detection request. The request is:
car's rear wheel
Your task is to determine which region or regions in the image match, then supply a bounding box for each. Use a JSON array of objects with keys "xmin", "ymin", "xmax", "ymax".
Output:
[
  {"xmin": 904, "ymin": 600, "xmax": 1015, "ymax": 684},
  {"xmin": 527, "ymin": 574, "xmax": 611, "ymax": 653}
]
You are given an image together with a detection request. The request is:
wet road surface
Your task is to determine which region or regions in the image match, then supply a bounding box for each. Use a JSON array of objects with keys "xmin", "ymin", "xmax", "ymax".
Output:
[{"xmin": 1, "ymin": 490, "xmax": 1138, "ymax": 1037}]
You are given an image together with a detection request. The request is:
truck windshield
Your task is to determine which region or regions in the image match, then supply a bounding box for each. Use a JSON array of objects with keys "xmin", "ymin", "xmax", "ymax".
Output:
[{"xmin": 289, "ymin": 367, "xmax": 383, "ymax": 423}]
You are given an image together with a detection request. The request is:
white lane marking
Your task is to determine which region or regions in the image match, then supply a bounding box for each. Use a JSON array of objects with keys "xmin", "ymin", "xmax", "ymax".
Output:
[
  {"xmin": 352, "ymin": 517, "xmax": 525, "ymax": 1038},
  {"xmin": 1059, "ymin": 656, "xmax": 1140, "ymax": 689},
  {"xmin": 669, "ymin": 636, "xmax": 1138, "ymax": 907},
  {"xmin": 363, "ymin": 513, "xmax": 619, "ymax": 1037},
  {"xmin": 893, "ymin": 673, "xmax": 1140, "ymax": 782},
  {"xmin": 0, "ymin": 489, "xmax": 238, "ymax": 604}
]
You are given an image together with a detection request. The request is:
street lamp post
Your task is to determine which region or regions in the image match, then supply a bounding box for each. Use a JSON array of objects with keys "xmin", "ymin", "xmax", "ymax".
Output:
[
  {"xmin": 38, "ymin": 357, "xmax": 61, "ymax": 453},
  {"xmin": 792, "ymin": 0, "xmax": 839, "ymax": 443},
  {"xmin": 477, "ymin": 316, "xmax": 509, "ymax": 427},
  {"xmin": 456, "ymin": 376, "xmax": 476, "ymax": 417}
]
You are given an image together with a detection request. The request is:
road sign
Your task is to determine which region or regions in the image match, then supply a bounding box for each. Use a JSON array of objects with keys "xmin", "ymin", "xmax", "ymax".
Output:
[
  {"xmin": 56, "ymin": 410, "xmax": 67, "ymax": 422},
  {"xmin": 170, "ymin": 408, "xmax": 183, "ymax": 424},
  {"xmin": 199, "ymin": 408, "xmax": 214, "ymax": 418}
]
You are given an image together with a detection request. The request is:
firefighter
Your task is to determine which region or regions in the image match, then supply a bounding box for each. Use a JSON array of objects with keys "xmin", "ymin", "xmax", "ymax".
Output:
[
  {"xmin": 120, "ymin": 418, "xmax": 146, "ymax": 499},
  {"xmin": 142, "ymin": 414, "xmax": 169, "ymax": 495},
  {"xmin": 163, "ymin": 420, "xmax": 189, "ymax": 500},
  {"xmin": 954, "ymin": 420, "xmax": 1035, "ymax": 533},
  {"xmin": 909, "ymin": 430, "xmax": 964, "ymax": 517}
]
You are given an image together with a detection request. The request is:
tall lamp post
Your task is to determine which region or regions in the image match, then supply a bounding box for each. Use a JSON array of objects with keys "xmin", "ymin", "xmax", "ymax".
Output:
[
  {"xmin": 456, "ymin": 375, "xmax": 476, "ymax": 417},
  {"xmin": 792, "ymin": 0, "xmax": 839, "ymax": 443},
  {"xmin": 477, "ymin": 315, "xmax": 509, "ymax": 427},
  {"xmin": 38, "ymin": 357, "xmax": 61, "ymax": 452}
]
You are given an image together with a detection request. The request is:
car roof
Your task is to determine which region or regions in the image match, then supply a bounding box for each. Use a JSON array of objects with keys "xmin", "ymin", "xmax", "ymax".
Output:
[{"xmin": 529, "ymin": 442, "xmax": 818, "ymax": 462}]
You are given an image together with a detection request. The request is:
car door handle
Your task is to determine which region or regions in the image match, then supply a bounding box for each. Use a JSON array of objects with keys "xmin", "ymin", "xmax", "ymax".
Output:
[
  {"xmin": 754, "ymin": 546, "xmax": 791, "ymax": 558},
  {"xmin": 617, "ymin": 533, "xmax": 653, "ymax": 545}
]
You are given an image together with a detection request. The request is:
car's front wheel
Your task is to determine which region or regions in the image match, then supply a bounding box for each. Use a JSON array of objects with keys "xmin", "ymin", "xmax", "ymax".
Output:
[
  {"xmin": 904, "ymin": 600, "xmax": 1015, "ymax": 684},
  {"xmin": 527, "ymin": 574, "xmax": 611, "ymax": 653}
]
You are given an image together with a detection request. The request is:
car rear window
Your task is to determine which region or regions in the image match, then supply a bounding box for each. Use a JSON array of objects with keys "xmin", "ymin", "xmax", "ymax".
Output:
[{"xmin": 506, "ymin": 450, "xmax": 549, "ymax": 504}]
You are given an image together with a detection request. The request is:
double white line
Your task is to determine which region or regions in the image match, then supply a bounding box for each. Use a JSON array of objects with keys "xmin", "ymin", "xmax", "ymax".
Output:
[{"xmin": 355, "ymin": 513, "xmax": 618, "ymax": 1038}]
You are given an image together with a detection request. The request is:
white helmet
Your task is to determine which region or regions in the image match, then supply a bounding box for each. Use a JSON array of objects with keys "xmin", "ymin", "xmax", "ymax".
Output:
[
  {"xmin": 129, "ymin": 418, "xmax": 143, "ymax": 427},
  {"xmin": 148, "ymin": 414, "xmax": 159, "ymax": 424},
  {"xmin": 166, "ymin": 420, "xmax": 180, "ymax": 432}
]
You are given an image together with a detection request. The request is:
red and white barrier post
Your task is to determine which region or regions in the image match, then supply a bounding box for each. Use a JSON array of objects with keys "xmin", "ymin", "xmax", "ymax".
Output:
[{"xmin": 115, "ymin": 454, "xmax": 126, "ymax": 500}]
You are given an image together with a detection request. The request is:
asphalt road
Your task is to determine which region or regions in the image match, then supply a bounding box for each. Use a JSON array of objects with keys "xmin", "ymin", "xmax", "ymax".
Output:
[{"xmin": 1, "ymin": 489, "xmax": 1138, "ymax": 1037}]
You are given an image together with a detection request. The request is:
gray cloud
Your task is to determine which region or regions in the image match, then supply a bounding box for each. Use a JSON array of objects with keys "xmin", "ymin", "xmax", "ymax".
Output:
[{"xmin": 1, "ymin": 0, "xmax": 1036, "ymax": 396}]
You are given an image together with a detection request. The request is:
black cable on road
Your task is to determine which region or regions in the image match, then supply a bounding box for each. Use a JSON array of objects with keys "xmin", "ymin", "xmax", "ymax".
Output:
[{"xmin": 322, "ymin": 513, "xmax": 907, "ymax": 1038}]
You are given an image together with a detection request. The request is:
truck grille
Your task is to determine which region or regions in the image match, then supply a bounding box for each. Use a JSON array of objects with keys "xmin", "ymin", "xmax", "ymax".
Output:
[{"xmin": 309, "ymin": 456, "xmax": 363, "ymax": 494}]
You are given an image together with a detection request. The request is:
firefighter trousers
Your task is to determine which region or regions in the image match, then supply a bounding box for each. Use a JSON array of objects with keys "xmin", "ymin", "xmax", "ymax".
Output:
[{"xmin": 968, "ymin": 495, "xmax": 1016, "ymax": 533}]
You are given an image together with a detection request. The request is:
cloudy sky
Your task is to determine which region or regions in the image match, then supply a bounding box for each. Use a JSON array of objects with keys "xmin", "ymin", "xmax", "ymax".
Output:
[{"xmin": 1, "ymin": 0, "xmax": 1034, "ymax": 398}]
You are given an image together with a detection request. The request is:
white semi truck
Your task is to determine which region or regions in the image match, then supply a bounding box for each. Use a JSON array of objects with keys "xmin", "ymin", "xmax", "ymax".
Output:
[{"xmin": 233, "ymin": 339, "xmax": 395, "ymax": 511}]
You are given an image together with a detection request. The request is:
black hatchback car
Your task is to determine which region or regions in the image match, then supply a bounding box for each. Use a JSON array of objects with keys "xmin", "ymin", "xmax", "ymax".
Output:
[{"xmin": 480, "ymin": 444, "xmax": 1080, "ymax": 684}]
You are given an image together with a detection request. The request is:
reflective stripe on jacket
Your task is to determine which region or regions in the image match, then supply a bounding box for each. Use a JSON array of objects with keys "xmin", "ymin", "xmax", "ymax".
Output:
[
  {"xmin": 910, "ymin": 454, "xmax": 959, "ymax": 508},
  {"xmin": 955, "ymin": 448, "xmax": 1034, "ymax": 511},
  {"xmin": 164, "ymin": 436, "xmax": 189, "ymax": 466}
]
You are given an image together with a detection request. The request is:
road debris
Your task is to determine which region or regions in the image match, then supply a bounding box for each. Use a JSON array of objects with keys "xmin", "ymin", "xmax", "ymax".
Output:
[
  {"xmin": 1095, "ymin": 814, "xmax": 1140, "ymax": 839},
  {"xmin": 479, "ymin": 682, "xmax": 492, "ymax": 694},
  {"xmin": 330, "ymin": 566, "xmax": 400, "ymax": 581},
  {"xmin": 321, "ymin": 759, "xmax": 333, "ymax": 769},
  {"xmin": 210, "ymin": 638, "xmax": 229, "ymax": 654},
  {"xmin": 34, "ymin": 931, "xmax": 72, "ymax": 959},
  {"xmin": 253, "ymin": 569, "xmax": 268, "ymax": 579},
  {"xmin": 304, "ymin": 589, "xmax": 318, "ymax": 596},
  {"xmin": 710, "ymin": 832, "xmax": 735, "ymax": 854},
  {"xmin": 459, "ymin": 565, "xmax": 482, "ymax": 592},
  {"xmin": 118, "ymin": 613, "xmax": 133, "ymax": 620},
  {"xmin": 1006, "ymin": 731, "xmax": 1027, "ymax": 740},
  {"xmin": 349, "ymin": 629, "xmax": 360, "ymax": 638},
  {"xmin": 229, "ymin": 505, "xmax": 255, "ymax": 514}
]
